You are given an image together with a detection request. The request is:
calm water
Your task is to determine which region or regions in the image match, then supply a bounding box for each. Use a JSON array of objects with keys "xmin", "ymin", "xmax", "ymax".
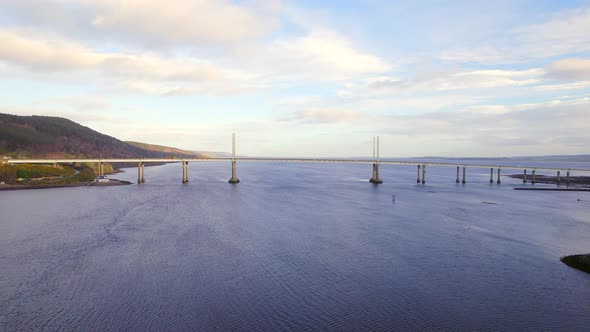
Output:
[{"xmin": 1, "ymin": 161, "xmax": 589, "ymax": 331}]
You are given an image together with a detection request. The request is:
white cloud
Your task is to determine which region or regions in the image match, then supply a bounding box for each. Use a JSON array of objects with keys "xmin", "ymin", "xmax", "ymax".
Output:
[
  {"xmin": 2, "ymin": 0, "xmax": 281, "ymax": 48},
  {"xmin": 546, "ymin": 58, "xmax": 590, "ymax": 81},
  {"xmin": 279, "ymin": 109, "xmax": 363, "ymax": 124},
  {"xmin": 441, "ymin": 8, "xmax": 590, "ymax": 64},
  {"xmin": 0, "ymin": 30, "xmax": 257, "ymax": 95},
  {"xmin": 267, "ymin": 30, "xmax": 391, "ymax": 80},
  {"xmin": 88, "ymin": 0, "xmax": 280, "ymax": 46}
]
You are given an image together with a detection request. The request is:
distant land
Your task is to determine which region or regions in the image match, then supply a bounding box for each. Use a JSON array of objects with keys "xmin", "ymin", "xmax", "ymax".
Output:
[
  {"xmin": 414, "ymin": 155, "xmax": 590, "ymax": 162},
  {"xmin": 0, "ymin": 113, "xmax": 217, "ymax": 159}
]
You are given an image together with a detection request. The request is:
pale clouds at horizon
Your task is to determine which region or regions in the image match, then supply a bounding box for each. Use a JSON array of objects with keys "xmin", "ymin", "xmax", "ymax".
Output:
[{"xmin": 0, "ymin": 0, "xmax": 589, "ymax": 157}]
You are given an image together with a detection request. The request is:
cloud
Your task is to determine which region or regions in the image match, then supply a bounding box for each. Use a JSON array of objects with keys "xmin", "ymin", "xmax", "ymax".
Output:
[
  {"xmin": 279, "ymin": 109, "xmax": 363, "ymax": 124},
  {"xmin": 267, "ymin": 30, "xmax": 391, "ymax": 79},
  {"xmin": 361, "ymin": 68, "xmax": 543, "ymax": 95},
  {"xmin": 440, "ymin": 8, "xmax": 590, "ymax": 64},
  {"xmin": 2, "ymin": 0, "xmax": 281, "ymax": 48},
  {"xmin": 0, "ymin": 30, "xmax": 257, "ymax": 95},
  {"xmin": 546, "ymin": 58, "xmax": 590, "ymax": 81}
]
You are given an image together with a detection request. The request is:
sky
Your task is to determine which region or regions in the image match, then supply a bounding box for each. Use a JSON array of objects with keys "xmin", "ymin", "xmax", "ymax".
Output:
[{"xmin": 0, "ymin": 0, "xmax": 589, "ymax": 157}]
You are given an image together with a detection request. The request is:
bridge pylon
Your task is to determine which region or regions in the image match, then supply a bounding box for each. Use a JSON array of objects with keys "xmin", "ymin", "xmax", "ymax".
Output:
[
  {"xmin": 369, "ymin": 136, "xmax": 383, "ymax": 184},
  {"xmin": 228, "ymin": 133, "xmax": 240, "ymax": 184}
]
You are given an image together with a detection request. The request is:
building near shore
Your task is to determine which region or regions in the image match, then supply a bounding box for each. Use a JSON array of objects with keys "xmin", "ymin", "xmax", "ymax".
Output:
[{"xmin": 95, "ymin": 175, "xmax": 109, "ymax": 183}]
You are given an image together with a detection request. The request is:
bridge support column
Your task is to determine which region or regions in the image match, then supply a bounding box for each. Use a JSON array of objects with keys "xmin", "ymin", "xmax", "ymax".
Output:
[
  {"xmin": 137, "ymin": 162, "xmax": 145, "ymax": 183},
  {"xmin": 523, "ymin": 169, "xmax": 527, "ymax": 183},
  {"xmin": 98, "ymin": 162, "xmax": 104, "ymax": 176},
  {"xmin": 369, "ymin": 136, "xmax": 382, "ymax": 184},
  {"xmin": 417, "ymin": 165, "xmax": 421, "ymax": 183},
  {"xmin": 182, "ymin": 161, "xmax": 189, "ymax": 183},
  {"xmin": 456, "ymin": 166, "xmax": 460, "ymax": 183},
  {"xmin": 490, "ymin": 168, "xmax": 494, "ymax": 183},
  {"xmin": 531, "ymin": 170, "xmax": 536, "ymax": 184},
  {"xmin": 421, "ymin": 164, "xmax": 426, "ymax": 184},
  {"xmin": 462, "ymin": 167, "xmax": 466, "ymax": 184},
  {"xmin": 370, "ymin": 163, "xmax": 382, "ymax": 184},
  {"xmin": 497, "ymin": 168, "xmax": 501, "ymax": 184},
  {"xmin": 228, "ymin": 133, "xmax": 240, "ymax": 184},
  {"xmin": 566, "ymin": 170, "xmax": 570, "ymax": 185},
  {"xmin": 556, "ymin": 171, "xmax": 560, "ymax": 184}
]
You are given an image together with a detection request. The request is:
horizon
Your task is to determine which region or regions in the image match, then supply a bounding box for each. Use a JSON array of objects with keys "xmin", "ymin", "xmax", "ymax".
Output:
[{"xmin": 1, "ymin": 1, "xmax": 589, "ymax": 157}]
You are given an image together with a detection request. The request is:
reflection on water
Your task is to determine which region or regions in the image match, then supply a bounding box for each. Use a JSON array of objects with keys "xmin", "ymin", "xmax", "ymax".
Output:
[{"xmin": 1, "ymin": 161, "xmax": 589, "ymax": 331}]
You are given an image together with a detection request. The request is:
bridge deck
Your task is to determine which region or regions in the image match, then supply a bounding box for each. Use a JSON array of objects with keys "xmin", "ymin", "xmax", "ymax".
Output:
[{"xmin": 5, "ymin": 158, "xmax": 590, "ymax": 172}]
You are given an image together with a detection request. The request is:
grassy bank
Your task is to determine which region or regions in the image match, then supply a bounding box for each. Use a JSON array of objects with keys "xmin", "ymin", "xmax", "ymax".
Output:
[{"xmin": 0, "ymin": 163, "xmax": 98, "ymax": 186}]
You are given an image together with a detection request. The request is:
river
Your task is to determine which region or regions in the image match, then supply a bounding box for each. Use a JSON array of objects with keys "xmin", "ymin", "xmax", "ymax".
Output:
[{"xmin": 1, "ymin": 160, "xmax": 589, "ymax": 331}]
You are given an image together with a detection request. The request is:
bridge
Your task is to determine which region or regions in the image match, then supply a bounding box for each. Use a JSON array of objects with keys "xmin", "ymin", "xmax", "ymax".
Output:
[{"xmin": 4, "ymin": 134, "xmax": 590, "ymax": 185}]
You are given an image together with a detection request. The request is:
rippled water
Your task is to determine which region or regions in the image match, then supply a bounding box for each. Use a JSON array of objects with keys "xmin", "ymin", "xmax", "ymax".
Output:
[{"xmin": 1, "ymin": 161, "xmax": 589, "ymax": 331}]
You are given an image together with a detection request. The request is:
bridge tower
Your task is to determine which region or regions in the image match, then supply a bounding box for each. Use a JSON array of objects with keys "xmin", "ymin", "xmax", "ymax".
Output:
[
  {"xmin": 369, "ymin": 136, "xmax": 383, "ymax": 184},
  {"xmin": 182, "ymin": 161, "xmax": 189, "ymax": 183},
  {"xmin": 228, "ymin": 133, "xmax": 240, "ymax": 184}
]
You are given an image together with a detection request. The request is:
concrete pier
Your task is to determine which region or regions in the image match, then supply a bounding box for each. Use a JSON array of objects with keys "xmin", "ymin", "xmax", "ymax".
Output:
[
  {"xmin": 490, "ymin": 168, "xmax": 494, "ymax": 183},
  {"xmin": 228, "ymin": 133, "xmax": 240, "ymax": 184},
  {"xmin": 462, "ymin": 167, "xmax": 466, "ymax": 184},
  {"xmin": 182, "ymin": 161, "xmax": 189, "ymax": 183},
  {"xmin": 98, "ymin": 162, "xmax": 104, "ymax": 176},
  {"xmin": 421, "ymin": 164, "xmax": 426, "ymax": 184},
  {"xmin": 523, "ymin": 169, "xmax": 527, "ymax": 183},
  {"xmin": 137, "ymin": 162, "xmax": 145, "ymax": 183},
  {"xmin": 456, "ymin": 166, "xmax": 460, "ymax": 183},
  {"xmin": 370, "ymin": 163, "xmax": 383, "ymax": 184},
  {"xmin": 531, "ymin": 170, "xmax": 536, "ymax": 184},
  {"xmin": 567, "ymin": 170, "xmax": 570, "ymax": 184},
  {"xmin": 557, "ymin": 171, "xmax": 561, "ymax": 184},
  {"xmin": 369, "ymin": 136, "xmax": 382, "ymax": 184},
  {"xmin": 497, "ymin": 168, "xmax": 501, "ymax": 184},
  {"xmin": 417, "ymin": 165, "xmax": 421, "ymax": 183}
]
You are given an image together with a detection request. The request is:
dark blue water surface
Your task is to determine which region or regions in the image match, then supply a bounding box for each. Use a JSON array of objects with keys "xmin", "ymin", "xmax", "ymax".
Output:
[{"xmin": 1, "ymin": 161, "xmax": 589, "ymax": 331}]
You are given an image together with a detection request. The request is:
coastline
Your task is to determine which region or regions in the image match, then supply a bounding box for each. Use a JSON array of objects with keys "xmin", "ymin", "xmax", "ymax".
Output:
[{"xmin": 0, "ymin": 179, "xmax": 132, "ymax": 191}]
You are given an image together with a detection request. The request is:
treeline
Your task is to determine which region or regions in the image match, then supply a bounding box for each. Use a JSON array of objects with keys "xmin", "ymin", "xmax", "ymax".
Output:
[{"xmin": 0, "ymin": 164, "xmax": 95, "ymax": 184}]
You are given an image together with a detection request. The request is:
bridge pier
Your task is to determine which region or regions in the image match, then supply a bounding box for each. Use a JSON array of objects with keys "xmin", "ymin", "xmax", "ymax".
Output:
[
  {"xmin": 421, "ymin": 164, "xmax": 426, "ymax": 184},
  {"xmin": 369, "ymin": 136, "xmax": 382, "ymax": 184},
  {"xmin": 557, "ymin": 171, "xmax": 560, "ymax": 184},
  {"xmin": 497, "ymin": 168, "xmax": 501, "ymax": 184},
  {"xmin": 567, "ymin": 170, "xmax": 570, "ymax": 185},
  {"xmin": 417, "ymin": 165, "xmax": 421, "ymax": 183},
  {"xmin": 370, "ymin": 163, "xmax": 382, "ymax": 184},
  {"xmin": 490, "ymin": 168, "xmax": 494, "ymax": 183},
  {"xmin": 137, "ymin": 162, "xmax": 145, "ymax": 183},
  {"xmin": 98, "ymin": 162, "xmax": 104, "ymax": 176},
  {"xmin": 182, "ymin": 161, "xmax": 189, "ymax": 183},
  {"xmin": 228, "ymin": 133, "xmax": 240, "ymax": 184},
  {"xmin": 531, "ymin": 170, "xmax": 536, "ymax": 184},
  {"xmin": 462, "ymin": 167, "xmax": 466, "ymax": 184},
  {"xmin": 523, "ymin": 169, "xmax": 527, "ymax": 183},
  {"xmin": 456, "ymin": 166, "xmax": 460, "ymax": 183}
]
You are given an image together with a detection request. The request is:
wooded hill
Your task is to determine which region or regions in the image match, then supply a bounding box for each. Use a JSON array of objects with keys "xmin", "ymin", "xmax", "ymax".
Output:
[{"xmin": 0, "ymin": 113, "xmax": 203, "ymax": 159}]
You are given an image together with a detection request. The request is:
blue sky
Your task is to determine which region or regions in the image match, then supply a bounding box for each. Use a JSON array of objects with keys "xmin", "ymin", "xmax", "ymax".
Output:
[{"xmin": 0, "ymin": 0, "xmax": 589, "ymax": 157}]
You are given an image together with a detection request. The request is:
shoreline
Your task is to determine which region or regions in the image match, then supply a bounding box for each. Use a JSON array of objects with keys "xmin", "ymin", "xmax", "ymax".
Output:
[
  {"xmin": 508, "ymin": 174, "xmax": 590, "ymax": 188},
  {"xmin": 0, "ymin": 179, "xmax": 132, "ymax": 191}
]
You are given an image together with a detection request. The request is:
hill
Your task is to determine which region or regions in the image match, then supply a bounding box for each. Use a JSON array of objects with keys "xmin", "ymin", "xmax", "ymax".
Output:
[
  {"xmin": 0, "ymin": 113, "xmax": 205, "ymax": 159},
  {"xmin": 125, "ymin": 141, "xmax": 202, "ymax": 158}
]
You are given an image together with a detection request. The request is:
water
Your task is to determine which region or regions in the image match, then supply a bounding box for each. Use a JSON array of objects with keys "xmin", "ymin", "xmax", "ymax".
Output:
[{"xmin": 1, "ymin": 161, "xmax": 589, "ymax": 331}]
